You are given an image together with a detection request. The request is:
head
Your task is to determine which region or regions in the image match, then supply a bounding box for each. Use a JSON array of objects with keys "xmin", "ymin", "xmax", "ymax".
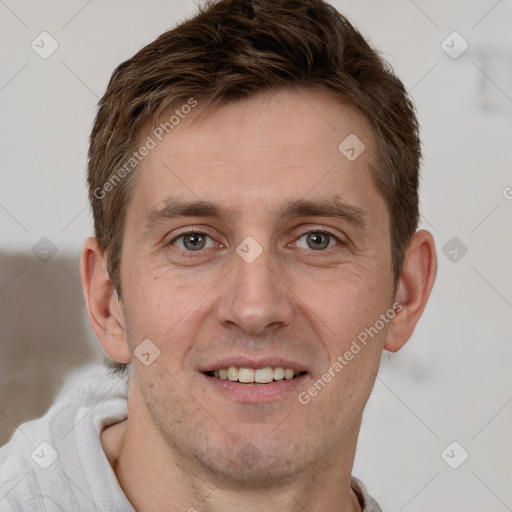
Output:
[{"xmin": 82, "ymin": 0, "xmax": 436, "ymax": 488}]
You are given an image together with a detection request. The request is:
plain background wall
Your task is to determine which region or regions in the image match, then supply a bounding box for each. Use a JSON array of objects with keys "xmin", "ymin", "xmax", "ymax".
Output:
[{"xmin": 1, "ymin": 0, "xmax": 511, "ymax": 510}]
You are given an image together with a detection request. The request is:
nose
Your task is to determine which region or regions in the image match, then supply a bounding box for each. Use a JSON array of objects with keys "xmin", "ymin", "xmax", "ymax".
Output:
[{"xmin": 216, "ymin": 246, "xmax": 294, "ymax": 335}]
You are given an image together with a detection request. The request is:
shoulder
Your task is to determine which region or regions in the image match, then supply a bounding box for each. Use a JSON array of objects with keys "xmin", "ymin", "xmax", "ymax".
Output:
[{"xmin": 0, "ymin": 363, "xmax": 129, "ymax": 511}]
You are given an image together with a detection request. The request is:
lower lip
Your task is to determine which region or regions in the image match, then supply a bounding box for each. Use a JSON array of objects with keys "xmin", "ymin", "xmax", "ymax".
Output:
[{"xmin": 201, "ymin": 373, "xmax": 308, "ymax": 403}]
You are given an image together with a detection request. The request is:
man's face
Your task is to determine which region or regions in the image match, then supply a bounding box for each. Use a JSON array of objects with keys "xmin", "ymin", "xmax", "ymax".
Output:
[{"xmin": 119, "ymin": 88, "xmax": 396, "ymax": 483}]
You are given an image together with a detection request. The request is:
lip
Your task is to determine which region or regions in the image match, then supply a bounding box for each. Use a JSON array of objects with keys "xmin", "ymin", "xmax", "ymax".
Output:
[
  {"xmin": 199, "ymin": 357, "xmax": 308, "ymax": 373},
  {"xmin": 201, "ymin": 371, "xmax": 309, "ymax": 403}
]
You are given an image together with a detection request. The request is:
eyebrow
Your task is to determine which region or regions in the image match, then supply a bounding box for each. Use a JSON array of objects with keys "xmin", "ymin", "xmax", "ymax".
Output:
[
  {"xmin": 143, "ymin": 197, "xmax": 369, "ymax": 231},
  {"xmin": 143, "ymin": 199, "xmax": 229, "ymax": 230},
  {"xmin": 278, "ymin": 198, "xmax": 369, "ymax": 230}
]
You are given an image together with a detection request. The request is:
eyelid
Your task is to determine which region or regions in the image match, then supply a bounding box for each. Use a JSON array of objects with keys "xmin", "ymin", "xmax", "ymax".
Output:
[
  {"xmin": 168, "ymin": 228, "xmax": 210, "ymax": 245},
  {"xmin": 295, "ymin": 226, "xmax": 345, "ymax": 241}
]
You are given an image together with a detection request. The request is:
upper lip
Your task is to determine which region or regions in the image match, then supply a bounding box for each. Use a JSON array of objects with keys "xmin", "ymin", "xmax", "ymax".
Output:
[{"xmin": 199, "ymin": 356, "xmax": 308, "ymax": 373}]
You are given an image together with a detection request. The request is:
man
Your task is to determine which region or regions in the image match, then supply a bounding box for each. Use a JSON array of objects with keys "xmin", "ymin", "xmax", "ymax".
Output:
[{"xmin": 0, "ymin": 0, "xmax": 437, "ymax": 510}]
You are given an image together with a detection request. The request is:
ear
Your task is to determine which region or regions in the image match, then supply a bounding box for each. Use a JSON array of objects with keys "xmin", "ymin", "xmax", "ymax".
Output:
[
  {"xmin": 384, "ymin": 230, "xmax": 437, "ymax": 353},
  {"xmin": 80, "ymin": 237, "xmax": 131, "ymax": 363}
]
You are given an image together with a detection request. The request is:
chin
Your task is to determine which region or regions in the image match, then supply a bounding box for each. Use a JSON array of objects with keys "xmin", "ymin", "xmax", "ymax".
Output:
[
  {"xmin": 203, "ymin": 449, "xmax": 307, "ymax": 487},
  {"xmin": 188, "ymin": 432, "xmax": 322, "ymax": 488}
]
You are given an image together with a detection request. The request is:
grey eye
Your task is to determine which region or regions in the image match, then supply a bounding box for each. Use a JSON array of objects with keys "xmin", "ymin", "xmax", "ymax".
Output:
[
  {"xmin": 296, "ymin": 232, "xmax": 337, "ymax": 251},
  {"xmin": 174, "ymin": 233, "xmax": 214, "ymax": 251}
]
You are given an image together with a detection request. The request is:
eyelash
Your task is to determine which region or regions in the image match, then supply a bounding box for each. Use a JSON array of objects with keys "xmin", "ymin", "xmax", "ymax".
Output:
[{"xmin": 168, "ymin": 229, "xmax": 342, "ymax": 252}]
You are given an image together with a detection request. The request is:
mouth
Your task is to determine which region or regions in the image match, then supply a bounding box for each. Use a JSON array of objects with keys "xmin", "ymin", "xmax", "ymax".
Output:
[
  {"xmin": 200, "ymin": 358, "xmax": 309, "ymax": 402},
  {"xmin": 204, "ymin": 366, "xmax": 308, "ymax": 384},
  {"xmin": 201, "ymin": 362, "xmax": 309, "ymax": 403}
]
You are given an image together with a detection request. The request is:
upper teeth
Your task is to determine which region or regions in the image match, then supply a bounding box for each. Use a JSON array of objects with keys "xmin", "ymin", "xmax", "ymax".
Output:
[{"xmin": 213, "ymin": 367, "xmax": 296, "ymax": 383}]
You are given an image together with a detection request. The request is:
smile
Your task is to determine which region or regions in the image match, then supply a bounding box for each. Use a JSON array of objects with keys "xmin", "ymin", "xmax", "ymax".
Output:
[{"xmin": 204, "ymin": 366, "xmax": 307, "ymax": 384}]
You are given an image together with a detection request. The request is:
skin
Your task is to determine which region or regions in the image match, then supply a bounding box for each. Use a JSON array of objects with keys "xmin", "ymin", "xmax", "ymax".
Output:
[{"xmin": 82, "ymin": 88, "xmax": 437, "ymax": 512}]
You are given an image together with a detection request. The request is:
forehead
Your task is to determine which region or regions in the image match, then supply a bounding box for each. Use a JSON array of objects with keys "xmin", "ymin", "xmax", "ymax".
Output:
[{"xmin": 129, "ymin": 88, "xmax": 384, "ymax": 224}]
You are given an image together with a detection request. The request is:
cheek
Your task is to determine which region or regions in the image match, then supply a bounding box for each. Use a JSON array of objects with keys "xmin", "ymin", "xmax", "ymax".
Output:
[
  {"xmin": 295, "ymin": 265, "xmax": 393, "ymax": 345},
  {"xmin": 302, "ymin": 280, "xmax": 390, "ymax": 420},
  {"xmin": 122, "ymin": 264, "xmax": 211, "ymax": 352}
]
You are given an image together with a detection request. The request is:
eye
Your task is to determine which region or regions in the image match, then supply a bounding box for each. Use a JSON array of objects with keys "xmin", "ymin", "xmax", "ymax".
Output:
[
  {"xmin": 295, "ymin": 231, "xmax": 338, "ymax": 251},
  {"xmin": 172, "ymin": 232, "xmax": 215, "ymax": 251}
]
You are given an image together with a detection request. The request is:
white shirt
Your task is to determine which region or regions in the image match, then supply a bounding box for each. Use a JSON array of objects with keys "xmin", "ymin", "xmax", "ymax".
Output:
[{"xmin": 0, "ymin": 364, "xmax": 382, "ymax": 511}]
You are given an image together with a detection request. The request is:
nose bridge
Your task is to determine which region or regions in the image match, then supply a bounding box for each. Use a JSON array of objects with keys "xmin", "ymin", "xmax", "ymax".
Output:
[{"xmin": 216, "ymin": 241, "xmax": 293, "ymax": 334}]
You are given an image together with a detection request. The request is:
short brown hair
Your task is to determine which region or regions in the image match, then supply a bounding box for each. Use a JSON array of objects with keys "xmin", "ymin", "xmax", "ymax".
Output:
[{"xmin": 88, "ymin": 0, "xmax": 420, "ymax": 294}]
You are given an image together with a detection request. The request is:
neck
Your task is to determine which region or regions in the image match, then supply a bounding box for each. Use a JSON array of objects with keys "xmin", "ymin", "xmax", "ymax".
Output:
[{"xmin": 102, "ymin": 387, "xmax": 363, "ymax": 512}]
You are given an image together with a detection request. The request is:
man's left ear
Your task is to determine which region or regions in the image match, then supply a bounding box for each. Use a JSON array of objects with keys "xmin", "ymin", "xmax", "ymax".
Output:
[{"xmin": 384, "ymin": 229, "xmax": 437, "ymax": 352}]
